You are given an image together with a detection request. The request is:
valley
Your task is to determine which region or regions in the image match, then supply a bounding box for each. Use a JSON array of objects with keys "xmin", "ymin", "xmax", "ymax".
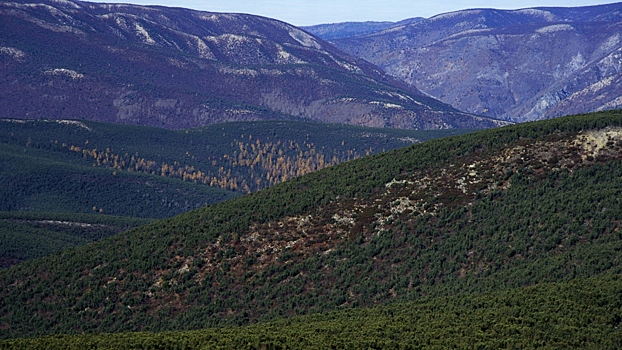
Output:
[{"xmin": 0, "ymin": 211, "xmax": 154, "ymax": 268}]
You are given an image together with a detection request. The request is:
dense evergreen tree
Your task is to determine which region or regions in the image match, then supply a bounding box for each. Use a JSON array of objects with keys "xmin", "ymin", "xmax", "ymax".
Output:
[{"xmin": 1, "ymin": 111, "xmax": 621, "ymax": 345}]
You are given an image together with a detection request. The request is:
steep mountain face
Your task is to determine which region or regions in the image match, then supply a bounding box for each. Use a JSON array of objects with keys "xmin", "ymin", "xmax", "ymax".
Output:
[
  {"xmin": 329, "ymin": 3, "xmax": 622, "ymax": 122},
  {"xmin": 0, "ymin": 0, "xmax": 503, "ymax": 130},
  {"xmin": 1, "ymin": 110, "xmax": 621, "ymax": 338}
]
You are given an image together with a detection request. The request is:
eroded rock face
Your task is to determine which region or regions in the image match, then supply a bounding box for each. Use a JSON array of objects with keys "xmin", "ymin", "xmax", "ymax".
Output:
[
  {"xmin": 327, "ymin": 3, "xmax": 622, "ymax": 122},
  {"xmin": 0, "ymin": 0, "xmax": 503, "ymax": 130}
]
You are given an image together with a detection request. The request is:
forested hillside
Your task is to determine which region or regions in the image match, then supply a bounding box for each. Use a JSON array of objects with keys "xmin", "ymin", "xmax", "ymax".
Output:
[
  {"xmin": 0, "ymin": 118, "xmax": 468, "ymax": 267},
  {"xmin": 0, "ymin": 212, "xmax": 153, "ymax": 268},
  {"xmin": 1, "ymin": 110, "xmax": 621, "ymax": 340},
  {"xmin": 1, "ymin": 118, "xmax": 469, "ymax": 196},
  {"xmin": 4, "ymin": 274, "xmax": 621, "ymax": 348}
]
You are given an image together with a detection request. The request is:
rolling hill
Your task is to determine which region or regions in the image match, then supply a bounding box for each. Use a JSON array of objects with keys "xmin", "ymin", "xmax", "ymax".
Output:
[
  {"xmin": 1, "ymin": 110, "xmax": 621, "ymax": 340},
  {"xmin": 0, "ymin": 119, "xmax": 240, "ymax": 218},
  {"xmin": 323, "ymin": 3, "xmax": 622, "ymax": 122},
  {"xmin": 0, "ymin": 212, "xmax": 154, "ymax": 268},
  {"xmin": 0, "ymin": 0, "xmax": 506, "ymax": 130},
  {"xmin": 0, "ymin": 117, "xmax": 472, "ymax": 197},
  {"xmin": 0, "ymin": 117, "xmax": 471, "ymax": 267}
]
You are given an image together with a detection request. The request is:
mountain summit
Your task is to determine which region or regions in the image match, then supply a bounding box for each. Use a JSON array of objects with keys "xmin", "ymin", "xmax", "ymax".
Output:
[{"xmin": 0, "ymin": 0, "xmax": 505, "ymax": 130}]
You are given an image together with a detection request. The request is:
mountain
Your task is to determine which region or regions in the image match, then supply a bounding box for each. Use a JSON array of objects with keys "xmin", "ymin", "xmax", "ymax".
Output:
[
  {"xmin": 301, "ymin": 18, "xmax": 422, "ymax": 41},
  {"xmin": 328, "ymin": 3, "xmax": 622, "ymax": 122},
  {"xmin": 1, "ymin": 110, "xmax": 621, "ymax": 339},
  {"xmin": 0, "ymin": 0, "xmax": 505, "ymax": 130},
  {"xmin": 0, "ymin": 117, "xmax": 473, "ymax": 267}
]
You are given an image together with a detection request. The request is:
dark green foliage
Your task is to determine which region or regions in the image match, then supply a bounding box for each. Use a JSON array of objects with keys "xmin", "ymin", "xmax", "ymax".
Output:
[
  {"xmin": 0, "ymin": 212, "xmax": 154, "ymax": 268},
  {"xmin": 0, "ymin": 118, "xmax": 472, "ymax": 193},
  {"xmin": 3, "ymin": 274, "xmax": 621, "ymax": 349},
  {"xmin": 0, "ymin": 143, "xmax": 235, "ymax": 217},
  {"xmin": 0, "ymin": 118, "xmax": 464, "ymax": 266},
  {"xmin": 1, "ymin": 110, "xmax": 621, "ymax": 340}
]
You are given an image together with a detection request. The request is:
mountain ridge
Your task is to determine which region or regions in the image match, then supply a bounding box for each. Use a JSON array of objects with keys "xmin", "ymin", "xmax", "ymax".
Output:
[
  {"xmin": 321, "ymin": 3, "xmax": 622, "ymax": 122},
  {"xmin": 301, "ymin": 18, "xmax": 423, "ymax": 41},
  {"xmin": 0, "ymin": 0, "xmax": 506, "ymax": 130}
]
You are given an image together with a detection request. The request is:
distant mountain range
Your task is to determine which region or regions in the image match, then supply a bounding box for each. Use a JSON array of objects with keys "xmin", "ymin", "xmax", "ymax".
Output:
[
  {"xmin": 309, "ymin": 3, "xmax": 622, "ymax": 122},
  {"xmin": 0, "ymin": 0, "xmax": 506, "ymax": 130}
]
